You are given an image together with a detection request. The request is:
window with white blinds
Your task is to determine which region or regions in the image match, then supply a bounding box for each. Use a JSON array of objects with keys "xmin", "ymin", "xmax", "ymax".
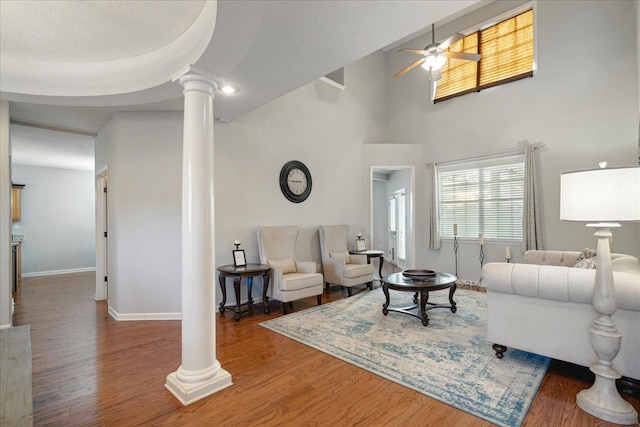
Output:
[{"xmin": 437, "ymin": 154, "xmax": 524, "ymax": 241}]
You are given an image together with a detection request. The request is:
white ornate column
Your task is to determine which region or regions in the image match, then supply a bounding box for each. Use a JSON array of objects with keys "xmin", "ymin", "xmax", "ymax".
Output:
[{"xmin": 166, "ymin": 65, "xmax": 232, "ymax": 405}]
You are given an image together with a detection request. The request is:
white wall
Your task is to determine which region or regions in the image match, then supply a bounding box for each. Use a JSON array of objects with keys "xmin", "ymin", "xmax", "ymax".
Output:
[
  {"xmin": 385, "ymin": 0, "xmax": 640, "ymax": 282},
  {"xmin": 11, "ymin": 165, "xmax": 95, "ymax": 275},
  {"xmin": 95, "ymin": 112, "xmax": 183, "ymax": 319}
]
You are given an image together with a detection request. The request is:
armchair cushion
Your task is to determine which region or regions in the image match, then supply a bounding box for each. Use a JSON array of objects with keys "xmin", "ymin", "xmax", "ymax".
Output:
[
  {"xmin": 343, "ymin": 263, "xmax": 373, "ymax": 279},
  {"xmin": 319, "ymin": 224, "xmax": 373, "ymax": 290},
  {"xmin": 330, "ymin": 251, "xmax": 351, "ymax": 264},
  {"xmin": 268, "ymin": 257, "xmax": 297, "ymax": 274},
  {"xmin": 280, "ymin": 272, "xmax": 325, "ymax": 291}
]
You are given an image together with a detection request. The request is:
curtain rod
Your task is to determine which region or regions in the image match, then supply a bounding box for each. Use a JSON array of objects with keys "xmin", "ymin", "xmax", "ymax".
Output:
[{"xmin": 430, "ymin": 143, "xmax": 545, "ymax": 168}]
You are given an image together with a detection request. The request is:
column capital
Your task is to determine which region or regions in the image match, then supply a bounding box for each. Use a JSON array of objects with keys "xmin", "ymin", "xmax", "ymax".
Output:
[{"xmin": 172, "ymin": 64, "xmax": 218, "ymax": 90}]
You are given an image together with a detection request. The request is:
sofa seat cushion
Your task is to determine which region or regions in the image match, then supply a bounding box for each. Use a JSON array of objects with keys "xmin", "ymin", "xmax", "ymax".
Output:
[
  {"xmin": 280, "ymin": 272, "xmax": 323, "ymax": 291},
  {"xmin": 483, "ymin": 262, "xmax": 640, "ymax": 311},
  {"xmin": 343, "ymin": 263, "xmax": 373, "ymax": 279}
]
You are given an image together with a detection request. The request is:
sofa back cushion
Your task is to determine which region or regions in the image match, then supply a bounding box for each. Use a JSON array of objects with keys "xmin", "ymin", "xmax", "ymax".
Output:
[
  {"xmin": 524, "ymin": 250, "xmax": 579, "ymax": 266},
  {"xmin": 524, "ymin": 250, "xmax": 639, "ymax": 271}
]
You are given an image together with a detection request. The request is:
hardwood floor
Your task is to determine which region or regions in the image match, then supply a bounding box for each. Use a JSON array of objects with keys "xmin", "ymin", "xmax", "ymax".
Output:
[{"xmin": 12, "ymin": 271, "xmax": 639, "ymax": 426}]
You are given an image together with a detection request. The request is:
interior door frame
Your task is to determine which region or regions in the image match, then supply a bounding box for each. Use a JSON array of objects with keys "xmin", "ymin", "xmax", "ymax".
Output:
[
  {"xmin": 369, "ymin": 165, "xmax": 415, "ymax": 269},
  {"xmin": 95, "ymin": 166, "xmax": 108, "ymax": 301}
]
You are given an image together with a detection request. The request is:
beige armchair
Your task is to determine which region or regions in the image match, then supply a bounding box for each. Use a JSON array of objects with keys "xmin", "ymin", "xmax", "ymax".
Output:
[
  {"xmin": 257, "ymin": 226, "xmax": 324, "ymax": 314},
  {"xmin": 319, "ymin": 225, "xmax": 374, "ymax": 296}
]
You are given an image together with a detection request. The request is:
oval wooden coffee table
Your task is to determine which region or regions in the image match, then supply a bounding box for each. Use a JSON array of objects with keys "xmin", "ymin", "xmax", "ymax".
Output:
[{"xmin": 381, "ymin": 271, "xmax": 457, "ymax": 326}]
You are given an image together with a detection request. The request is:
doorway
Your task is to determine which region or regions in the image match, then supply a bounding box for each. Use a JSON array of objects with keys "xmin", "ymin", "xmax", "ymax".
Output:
[{"xmin": 370, "ymin": 166, "xmax": 414, "ymax": 269}]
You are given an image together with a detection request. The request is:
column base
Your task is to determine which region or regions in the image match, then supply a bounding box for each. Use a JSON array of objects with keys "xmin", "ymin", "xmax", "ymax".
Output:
[
  {"xmin": 165, "ymin": 368, "xmax": 233, "ymax": 406},
  {"xmin": 577, "ymin": 376, "xmax": 638, "ymax": 425}
]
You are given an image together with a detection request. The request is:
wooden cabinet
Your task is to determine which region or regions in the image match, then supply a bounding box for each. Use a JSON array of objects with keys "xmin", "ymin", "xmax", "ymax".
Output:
[{"xmin": 11, "ymin": 184, "xmax": 24, "ymax": 222}]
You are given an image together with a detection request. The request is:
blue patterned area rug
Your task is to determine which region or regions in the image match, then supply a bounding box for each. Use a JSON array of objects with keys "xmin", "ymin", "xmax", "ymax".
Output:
[{"xmin": 260, "ymin": 288, "xmax": 550, "ymax": 427}]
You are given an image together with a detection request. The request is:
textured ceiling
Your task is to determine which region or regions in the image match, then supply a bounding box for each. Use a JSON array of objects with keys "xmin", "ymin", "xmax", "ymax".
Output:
[
  {"xmin": 0, "ymin": 0, "xmax": 206, "ymax": 62},
  {"xmin": 2, "ymin": 0, "xmax": 493, "ymax": 169}
]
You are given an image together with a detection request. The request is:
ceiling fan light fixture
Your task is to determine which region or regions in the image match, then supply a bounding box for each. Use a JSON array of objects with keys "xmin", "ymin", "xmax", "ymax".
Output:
[{"xmin": 421, "ymin": 54, "xmax": 447, "ymax": 71}]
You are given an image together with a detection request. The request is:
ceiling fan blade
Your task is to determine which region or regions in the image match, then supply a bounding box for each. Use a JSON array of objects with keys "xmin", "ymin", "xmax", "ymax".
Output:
[
  {"xmin": 438, "ymin": 33, "xmax": 465, "ymax": 50},
  {"xmin": 399, "ymin": 48, "xmax": 429, "ymax": 55},
  {"xmin": 444, "ymin": 51, "xmax": 481, "ymax": 62},
  {"xmin": 394, "ymin": 58, "xmax": 426, "ymax": 78}
]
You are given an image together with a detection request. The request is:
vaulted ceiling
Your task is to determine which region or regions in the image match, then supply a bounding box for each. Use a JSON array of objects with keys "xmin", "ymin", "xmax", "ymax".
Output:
[
  {"xmin": 2, "ymin": 0, "xmax": 496, "ymax": 170},
  {"xmin": 1, "ymin": 0, "xmax": 488, "ymax": 133}
]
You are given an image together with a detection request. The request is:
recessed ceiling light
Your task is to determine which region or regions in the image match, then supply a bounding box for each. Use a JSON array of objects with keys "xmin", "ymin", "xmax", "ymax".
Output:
[{"xmin": 220, "ymin": 85, "xmax": 237, "ymax": 94}]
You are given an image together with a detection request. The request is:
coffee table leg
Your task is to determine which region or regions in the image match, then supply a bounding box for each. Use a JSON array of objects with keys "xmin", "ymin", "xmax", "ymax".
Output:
[
  {"xmin": 382, "ymin": 284, "xmax": 390, "ymax": 315},
  {"xmin": 419, "ymin": 290, "xmax": 429, "ymax": 326},
  {"xmin": 449, "ymin": 282, "xmax": 457, "ymax": 313}
]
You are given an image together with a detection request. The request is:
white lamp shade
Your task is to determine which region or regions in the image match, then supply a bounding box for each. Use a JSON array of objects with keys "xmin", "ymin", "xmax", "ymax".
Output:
[{"xmin": 560, "ymin": 166, "xmax": 640, "ymax": 222}]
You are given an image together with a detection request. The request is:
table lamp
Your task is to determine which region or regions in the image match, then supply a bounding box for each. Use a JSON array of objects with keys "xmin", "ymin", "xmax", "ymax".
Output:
[{"xmin": 560, "ymin": 165, "xmax": 639, "ymax": 424}]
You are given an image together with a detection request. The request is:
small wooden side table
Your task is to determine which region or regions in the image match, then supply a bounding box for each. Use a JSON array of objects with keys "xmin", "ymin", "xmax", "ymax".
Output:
[
  {"xmin": 350, "ymin": 250, "xmax": 384, "ymax": 280},
  {"xmin": 217, "ymin": 263, "xmax": 270, "ymax": 321}
]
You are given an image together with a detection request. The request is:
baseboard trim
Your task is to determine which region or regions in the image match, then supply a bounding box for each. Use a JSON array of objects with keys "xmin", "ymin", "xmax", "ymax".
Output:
[
  {"xmin": 108, "ymin": 305, "xmax": 181, "ymax": 321},
  {"xmin": 22, "ymin": 267, "xmax": 96, "ymax": 278}
]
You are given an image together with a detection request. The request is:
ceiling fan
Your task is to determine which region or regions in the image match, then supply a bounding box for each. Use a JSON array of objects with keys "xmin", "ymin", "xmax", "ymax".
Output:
[{"xmin": 394, "ymin": 23, "xmax": 481, "ymax": 99}]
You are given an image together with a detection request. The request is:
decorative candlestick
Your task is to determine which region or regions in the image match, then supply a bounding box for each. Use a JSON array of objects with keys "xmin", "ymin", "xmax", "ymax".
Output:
[
  {"xmin": 505, "ymin": 246, "xmax": 511, "ymax": 263},
  {"xmin": 453, "ymin": 224, "xmax": 459, "ymax": 279},
  {"xmin": 478, "ymin": 234, "xmax": 485, "ymax": 289},
  {"xmin": 234, "ymin": 240, "xmax": 241, "ymax": 250}
]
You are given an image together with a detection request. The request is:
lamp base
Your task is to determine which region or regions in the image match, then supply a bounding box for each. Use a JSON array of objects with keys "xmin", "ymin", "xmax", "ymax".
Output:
[
  {"xmin": 577, "ymin": 376, "xmax": 638, "ymax": 425},
  {"xmin": 575, "ymin": 223, "xmax": 638, "ymax": 425}
]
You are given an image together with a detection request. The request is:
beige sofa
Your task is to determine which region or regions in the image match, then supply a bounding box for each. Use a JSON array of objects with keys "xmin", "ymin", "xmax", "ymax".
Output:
[{"xmin": 482, "ymin": 250, "xmax": 640, "ymax": 381}]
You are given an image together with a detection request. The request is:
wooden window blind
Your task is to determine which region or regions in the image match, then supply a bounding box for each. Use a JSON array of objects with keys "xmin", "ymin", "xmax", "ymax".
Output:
[
  {"xmin": 435, "ymin": 33, "xmax": 479, "ymax": 100},
  {"xmin": 435, "ymin": 9, "xmax": 534, "ymax": 102}
]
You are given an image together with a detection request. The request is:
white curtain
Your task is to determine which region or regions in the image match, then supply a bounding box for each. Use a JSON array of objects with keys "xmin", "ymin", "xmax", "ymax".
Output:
[
  {"xmin": 523, "ymin": 144, "xmax": 542, "ymax": 251},
  {"xmin": 427, "ymin": 163, "xmax": 440, "ymax": 250}
]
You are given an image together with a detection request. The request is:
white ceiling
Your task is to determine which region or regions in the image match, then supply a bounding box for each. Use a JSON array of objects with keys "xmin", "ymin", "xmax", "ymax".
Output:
[
  {"xmin": 1, "ymin": 0, "xmax": 490, "ymax": 169},
  {"xmin": 11, "ymin": 125, "xmax": 94, "ymax": 171},
  {"xmin": 1, "ymin": 1, "xmax": 206, "ymax": 63}
]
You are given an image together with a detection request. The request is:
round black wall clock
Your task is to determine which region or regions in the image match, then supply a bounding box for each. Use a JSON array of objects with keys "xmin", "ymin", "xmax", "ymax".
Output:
[{"xmin": 279, "ymin": 160, "xmax": 312, "ymax": 203}]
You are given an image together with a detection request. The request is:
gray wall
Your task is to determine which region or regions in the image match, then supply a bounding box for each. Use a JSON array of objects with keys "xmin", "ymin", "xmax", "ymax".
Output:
[
  {"xmin": 95, "ymin": 112, "xmax": 183, "ymax": 319},
  {"xmin": 95, "ymin": 51, "xmax": 387, "ymax": 318},
  {"xmin": 12, "ymin": 165, "xmax": 95, "ymax": 275},
  {"xmin": 0, "ymin": 101, "xmax": 11, "ymax": 328},
  {"xmin": 385, "ymin": 0, "xmax": 640, "ymax": 281}
]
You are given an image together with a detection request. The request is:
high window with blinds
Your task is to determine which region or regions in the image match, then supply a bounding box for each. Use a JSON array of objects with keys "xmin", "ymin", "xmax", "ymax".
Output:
[
  {"xmin": 437, "ymin": 154, "xmax": 524, "ymax": 241},
  {"xmin": 435, "ymin": 9, "xmax": 534, "ymax": 102}
]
